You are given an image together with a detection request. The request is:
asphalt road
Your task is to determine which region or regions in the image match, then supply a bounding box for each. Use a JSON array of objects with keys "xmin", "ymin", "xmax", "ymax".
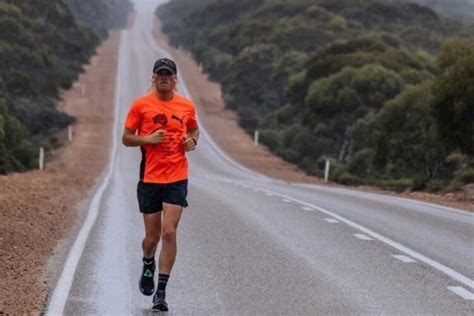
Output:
[{"xmin": 47, "ymin": 0, "xmax": 474, "ymax": 314}]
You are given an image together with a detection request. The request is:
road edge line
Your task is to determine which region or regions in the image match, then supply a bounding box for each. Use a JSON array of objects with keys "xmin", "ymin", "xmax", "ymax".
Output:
[{"xmin": 46, "ymin": 30, "xmax": 124, "ymax": 315}]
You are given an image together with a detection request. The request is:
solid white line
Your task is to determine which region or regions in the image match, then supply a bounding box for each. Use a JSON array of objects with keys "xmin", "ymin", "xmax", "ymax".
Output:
[
  {"xmin": 354, "ymin": 233, "xmax": 373, "ymax": 240},
  {"xmin": 447, "ymin": 286, "xmax": 474, "ymax": 300},
  {"xmin": 324, "ymin": 218, "xmax": 340, "ymax": 224},
  {"xmin": 393, "ymin": 254, "xmax": 417, "ymax": 263},
  {"xmin": 242, "ymin": 184, "xmax": 474, "ymax": 290},
  {"xmin": 47, "ymin": 31, "xmax": 124, "ymax": 315},
  {"xmin": 292, "ymin": 183, "xmax": 472, "ymax": 217},
  {"xmin": 302, "ymin": 206, "xmax": 314, "ymax": 211}
]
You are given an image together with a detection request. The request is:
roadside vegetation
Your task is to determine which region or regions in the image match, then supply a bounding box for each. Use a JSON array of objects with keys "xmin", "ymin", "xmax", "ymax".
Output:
[
  {"xmin": 393, "ymin": 0, "xmax": 474, "ymax": 22},
  {"xmin": 0, "ymin": 0, "xmax": 131, "ymax": 173},
  {"xmin": 158, "ymin": 0, "xmax": 473, "ymax": 193}
]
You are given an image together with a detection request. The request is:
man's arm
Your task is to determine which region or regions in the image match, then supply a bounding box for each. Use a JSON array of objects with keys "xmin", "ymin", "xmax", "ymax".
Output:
[
  {"xmin": 183, "ymin": 126, "xmax": 199, "ymax": 152},
  {"xmin": 122, "ymin": 127, "xmax": 165, "ymax": 147}
]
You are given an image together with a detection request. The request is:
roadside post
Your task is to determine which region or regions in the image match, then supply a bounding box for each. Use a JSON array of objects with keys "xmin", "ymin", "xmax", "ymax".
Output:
[
  {"xmin": 324, "ymin": 160, "xmax": 330, "ymax": 183},
  {"xmin": 68, "ymin": 125, "xmax": 73, "ymax": 142},
  {"xmin": 254, "ymin": 130, "xmax": 259, "ymax": 147},
  {"xmin": 39, "ymin": 147, "xmax": 44, "ymax": 171}
]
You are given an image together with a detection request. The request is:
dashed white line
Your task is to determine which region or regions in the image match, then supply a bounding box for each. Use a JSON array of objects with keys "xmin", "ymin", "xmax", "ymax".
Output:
[
  {"xmin": 448, "ymin": 286, "xmax": 474, "ymax": 300},
  {"xmin": 354, "ymin": 233, "xmax": 373, "ymax": 240},
  {"xmin": 229, "ymin": 183, "xmax": 474, "ymax": 289},
  {"xmin": 265, "ymin": 192, "xmax": 274, "ymax": 196},
  {"xmin": 324, "ymin": 218, "xmax": 340, "ymax": 224},
  {"xmin": 393, "ymin": 254, "xmax": 416, "ymax": 263},
  {"xmin": 235, "ymin": 183, "xmax": 474, "ymax": 290},
  {"xmin": 282, "ymin": 199, "xmax": 292, "ymax": 203},
  {"xmin": 301, "ymin": 206, "xmax": 314, "ymax": 211}
]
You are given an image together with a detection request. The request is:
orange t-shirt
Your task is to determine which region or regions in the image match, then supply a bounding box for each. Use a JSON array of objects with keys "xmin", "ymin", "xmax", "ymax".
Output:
[{"xmin": 124, "ymin": 91, "xmax": 198, "ymax": 184}]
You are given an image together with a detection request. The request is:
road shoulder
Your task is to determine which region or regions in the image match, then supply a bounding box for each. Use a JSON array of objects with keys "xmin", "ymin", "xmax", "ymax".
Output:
[{"xmin": 0, "ymin": 31, "xmax": 120, "ymax": 314}]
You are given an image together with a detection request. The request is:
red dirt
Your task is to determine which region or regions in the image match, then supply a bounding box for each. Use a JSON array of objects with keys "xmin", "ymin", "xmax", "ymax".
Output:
[
  {"xmin": 0, "ymin": 31, "xmax": 120, "ymax": 314},
  {"xmin": 0, "ymin": 13, "xmax": 472, "ymax": 316}
]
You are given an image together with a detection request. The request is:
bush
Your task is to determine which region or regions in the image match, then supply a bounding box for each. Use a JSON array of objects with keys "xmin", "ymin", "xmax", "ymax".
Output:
[
  {"xmin": 374, "ymin": 178, "xmax": 413, "ymax": 192},
  {"xmin": 333, "ymin": 171, "xmax": 359, "ymax": 185},
  {"xmin": 277, "ymin": 148, "xmax": 299, "ymax": 164},
  {"xmin": 259, "ymin": 129, "xmax": 280, "ymax": 151},
  {"xmin": 426, "ymin": 179, "xmax": 445, "ymax": 192},
  {"xmin": 445, "ymin": 178, "xmax": 464, "ymax": 192},
  {"xmin": 454, "ymin": 168, "xmax": 474, "ymax": 184},
  {"xmin": 412, "ymin": 174, "xmax": 430, "ymax": 191}
]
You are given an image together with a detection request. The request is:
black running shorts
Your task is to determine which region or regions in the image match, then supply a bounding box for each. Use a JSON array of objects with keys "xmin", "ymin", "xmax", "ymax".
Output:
[{"xmin": 137, "ymin": 180, "xmax": 188, "ymax": 214}]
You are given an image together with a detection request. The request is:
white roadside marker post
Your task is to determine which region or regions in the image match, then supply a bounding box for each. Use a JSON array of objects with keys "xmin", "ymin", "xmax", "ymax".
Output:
[
  {"xmin": 254, "ymin": 130, "xmax": 259, "ymax": 147},
  {"xmin": 39, "ymin": 147, "xmax": 44, "ymax": 170},
  {"xmin": 324, "ymin": 160, "xmax": 330, "ymax": 183},
  {"xmin": 68, "ymin": 125, "xmax": 73, "ymax": 143}
]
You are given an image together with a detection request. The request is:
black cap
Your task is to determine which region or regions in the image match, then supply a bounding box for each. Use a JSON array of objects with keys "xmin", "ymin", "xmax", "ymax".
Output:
[{"xmin": 153, "ymin": 58, "xmax": 177, "ymax": 75}]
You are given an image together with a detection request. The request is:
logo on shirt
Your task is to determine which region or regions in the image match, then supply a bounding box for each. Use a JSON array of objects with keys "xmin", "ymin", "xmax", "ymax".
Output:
[
  {"xmin": 171, "ymin": 114, "xmax": 184, "ymax": 127},
  {"xmin": 153, "ymin": 113, "xmax": 168, "ymax": 127}
]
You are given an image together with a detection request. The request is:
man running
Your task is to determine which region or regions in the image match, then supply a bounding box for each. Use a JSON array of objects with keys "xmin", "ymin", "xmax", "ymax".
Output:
[{"xmin": 122, "ymin": 58, "xmax": 199, "ymax": 311}]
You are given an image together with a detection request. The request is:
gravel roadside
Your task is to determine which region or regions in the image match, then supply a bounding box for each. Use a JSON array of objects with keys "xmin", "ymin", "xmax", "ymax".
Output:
[
  {"xmin": 0, "ymin": 12, "xmax": 471, "ymax": 316},
  {"xmin": 0, "ymin": 30, "xmax": 120, "ymax": 314}
]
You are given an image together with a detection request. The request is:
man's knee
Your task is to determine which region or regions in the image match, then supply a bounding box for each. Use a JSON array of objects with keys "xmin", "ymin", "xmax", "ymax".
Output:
[
  {"xmin": 161, "ymin": 227, "xmax": 176, "ymax": 244},
  {"xmin": 143, "ymin": 235, "xmax": 160, "ymax": 247}
]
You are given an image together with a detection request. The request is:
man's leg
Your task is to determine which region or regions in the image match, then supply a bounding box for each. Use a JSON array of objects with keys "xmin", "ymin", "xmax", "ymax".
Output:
[
  {"xmin": 142, "ymin": 212, "xmax": 162, "ymax": 258},
  {"xmin": 139, "ymin": 212, "xmax": 162, "ymax": 296},
  {"xmin": 159, "ymin": 203, "xmax": 183, "ymax": 274},
  {"xmin": 153, "ymin": 203, "xmax": 183, "ymax": 311}
]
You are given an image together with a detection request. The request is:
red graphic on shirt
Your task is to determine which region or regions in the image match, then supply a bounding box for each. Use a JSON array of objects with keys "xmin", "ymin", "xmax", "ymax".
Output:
[{"xmin": 153, "ymin": 113, "xmax": 168, "ymax": 127}]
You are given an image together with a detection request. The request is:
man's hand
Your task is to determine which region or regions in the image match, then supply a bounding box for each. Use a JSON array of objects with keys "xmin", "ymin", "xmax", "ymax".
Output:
[
  {"xmin": 183, "ymin": 136, "xmax": 197, "ymax": 152},
  {"xmin": 146, "ymin": 129, "xmax": 166, "ymax": 145}
]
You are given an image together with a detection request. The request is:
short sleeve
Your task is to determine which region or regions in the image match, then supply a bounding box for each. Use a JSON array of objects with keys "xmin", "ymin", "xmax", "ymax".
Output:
[
  {"xmin": 124, "ymin": 100, "xmax": 142, "ymax": 130},
  {"xmin": 186, "ymin": 103, "xmax": 198, "ymax": 130}
]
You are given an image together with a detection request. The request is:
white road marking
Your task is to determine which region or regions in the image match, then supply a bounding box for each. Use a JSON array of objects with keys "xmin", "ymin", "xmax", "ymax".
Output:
[
  {"xmin": 265, "ymin": 192, "xmax": 274, "ymax": 196},
  {"xmin": 324, "ymin": 218, "xmax": 340, "ymax": 224},
  {"xmin": 240, "ymin": 183, "xmax": 474, "ymax": 290},
  {"xmin": 302, "ymin": 206, "xmax": 314, "ymax": 211},
  {"xmin": 393, "ymin": 254, "xmax": 417, "ymax": 263},
  {"xmin": 354, "ymin": 233, "xmax": 373, "ymax": 240},
  {"xmin": 448, "ymin": 287, "xmax": 474, "ymax": 300},
  {"xmin": 282, "ymin": 199, "xmax": 292, "ymax": 203},
  {"xmin": 253, "ymin": 188, "xmax": 261, "ymax": 192},
  {"xmin": 47, "ymin": 32, "xmax": 124, "ymax": 315}
]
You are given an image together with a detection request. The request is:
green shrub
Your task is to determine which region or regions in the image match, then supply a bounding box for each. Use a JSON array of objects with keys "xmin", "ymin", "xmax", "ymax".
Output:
[
  {"xmin": 453, "ymin": 168, "xmax": 474, "ymax": 184},
  {"xmin": 426, "ymin": 179, "xmax": 445, "ymax": 192},
  {"xmin": 445, "ymin": 178, "xmax": 464, "ymax": 192},
  {"xmin": 374, "ymin": 178, "xmax": 413, "ymax": 192},
  {"xmin": 260, "ymin": 129, "xmax": 280, "ymax": 151},
  {"xmin": 412, "ymin": 174, "xmax": 430, "ymax": 191}
]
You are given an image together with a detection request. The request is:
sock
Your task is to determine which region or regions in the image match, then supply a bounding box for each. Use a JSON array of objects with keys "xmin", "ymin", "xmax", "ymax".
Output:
[
  {"xmin": 157, "ymin": 274, "xmax": 169, "ymax": 292},
  {"xmin": 143, "ymin": 256, "xmax": 155, "ymax": 267}
]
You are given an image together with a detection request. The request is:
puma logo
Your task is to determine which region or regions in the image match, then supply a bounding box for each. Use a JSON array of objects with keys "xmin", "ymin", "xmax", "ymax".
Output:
[{"xmin": 171, "ymin": 114, "xmax": 184, "ymax": 127}]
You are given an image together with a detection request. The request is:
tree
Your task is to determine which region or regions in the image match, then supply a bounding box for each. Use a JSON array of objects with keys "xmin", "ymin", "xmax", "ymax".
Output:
[
  {"xmin": 431, "ymin": 39, "xmax": 474, "ymax": 155},
  {"xmin": 371, "ymin": 84, "xmax": 447, "ymax": 179}
]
